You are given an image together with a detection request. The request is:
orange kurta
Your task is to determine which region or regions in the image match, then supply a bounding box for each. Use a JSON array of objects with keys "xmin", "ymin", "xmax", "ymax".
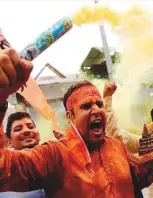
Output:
[
  {"xmin": 53, "ymin": 136, "xmax": 135, "ymax": 198},
  {"xmin": 0, "ymin": 125, "xmax": 141, "ymax": 198}
]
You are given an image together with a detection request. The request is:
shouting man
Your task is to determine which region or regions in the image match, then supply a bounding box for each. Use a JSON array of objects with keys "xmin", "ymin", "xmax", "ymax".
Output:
[{"xmin": 0, "ymin": 48, "xmax": 153, "ymax": 197}]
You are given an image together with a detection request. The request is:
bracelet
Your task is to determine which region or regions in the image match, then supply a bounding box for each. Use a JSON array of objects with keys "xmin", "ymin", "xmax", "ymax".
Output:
[{"xmin": 0, "ymin": 102, "xmax": 8, "ymax": 112}]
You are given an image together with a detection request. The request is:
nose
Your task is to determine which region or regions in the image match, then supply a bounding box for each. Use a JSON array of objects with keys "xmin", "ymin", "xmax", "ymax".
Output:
[
  {"xmin": 22, "ymin": 131, "xmax": 31, "ymax": 136},
  {"xmin": 21, "ymin": 125, "xmax": 32, "ymax": 136},
  {"xmin": 91, "ymin": 104, "xmax": 102, "ymax": 116}
]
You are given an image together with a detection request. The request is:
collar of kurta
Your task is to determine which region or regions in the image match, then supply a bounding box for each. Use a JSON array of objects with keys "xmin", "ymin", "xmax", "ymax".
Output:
[{"xmin": 65, "ymin": 123, "xmax": 91, "ymax": 167}]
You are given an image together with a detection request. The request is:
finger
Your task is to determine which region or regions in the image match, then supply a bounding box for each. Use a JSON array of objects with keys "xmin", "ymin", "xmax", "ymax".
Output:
[
  {"xmin": 113, "ymin": 84, "xmax": 117, "ymax": 90},
  {"xmin": 18, "ymin": 59, "xmax": 33, "ymax": 82},
  {"xmin": 3, "ymin": 48, "xmax": 20, "ymax": 67},
  {"xmin": 0, "ymin": 66, "xmax": 9, "ymax": 87},
  {"xmin": 0, "ymin": 54, "xmax": 16, "ymax": 83},
  {"xmin": 0, "ymin": 48, "xmax": 22, "ymax": 81},
  {"xmin": 1, "ymin": 48, "xmax": 23, "ymax": 80}
]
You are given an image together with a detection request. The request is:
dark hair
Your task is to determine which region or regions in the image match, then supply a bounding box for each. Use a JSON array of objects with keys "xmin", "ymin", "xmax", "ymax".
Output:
[
  {"xmin": 63, "ymin": 80, "xmax": 94, "ymax": 110},
  {"xmin": 6, "ymin": 112, "xmax": 34, "ymax": 138}
]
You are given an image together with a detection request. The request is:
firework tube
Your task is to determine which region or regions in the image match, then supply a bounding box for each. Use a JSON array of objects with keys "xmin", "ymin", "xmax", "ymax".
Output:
[{"xmin": 20, "ymin": 17, "xmax": 73, "ymax": 61}]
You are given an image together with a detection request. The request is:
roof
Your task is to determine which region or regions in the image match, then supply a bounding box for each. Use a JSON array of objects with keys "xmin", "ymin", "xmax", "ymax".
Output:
[
  {"xmin": 81, "ymin": 47, "xmax": 116, "ymax": 69},
  {"xmin": 36, "ymin": 74, "xmax": 82, "ymax": 100}
]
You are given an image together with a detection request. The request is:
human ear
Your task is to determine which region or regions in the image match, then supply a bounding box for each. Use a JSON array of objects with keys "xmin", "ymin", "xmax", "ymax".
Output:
[{"xmin": 66, "ymin": 111, "xmax": 74, "ymax": 124}]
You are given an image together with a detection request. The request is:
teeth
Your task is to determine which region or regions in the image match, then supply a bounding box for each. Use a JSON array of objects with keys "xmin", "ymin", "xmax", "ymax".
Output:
[
  {"xmin": 90, "ymin": 119, "xmax": 102, "ymax": 130},
  {"xmin": 93, "ymin": 120, "xmax": 101, "ymax": 123}
]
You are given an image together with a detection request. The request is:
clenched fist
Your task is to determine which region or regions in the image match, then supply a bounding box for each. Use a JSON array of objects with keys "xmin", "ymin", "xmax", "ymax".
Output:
[
  {"xmin": 0, "ymin": 48, "xmax": 33, "ymax": 103},
  {"xmin": 103, "ymin": 81, "xmax": 117, "ymax": 98}
]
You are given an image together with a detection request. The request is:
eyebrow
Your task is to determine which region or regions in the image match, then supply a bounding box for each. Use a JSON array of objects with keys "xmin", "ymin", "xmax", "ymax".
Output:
[
  {"xmin": 80, "ymin": 102, "xmax": 92, "ymax": 106},
  {"xmin": 82, "ymin": 99, "xmax": 103, "ymax": 104},
  {"xmin": 12, "ymin": 123, "xmax": 35, "ymax": 130},
  {"xmin": 12, "ymin": 124, "xmax": 22, "ymax": 130}
]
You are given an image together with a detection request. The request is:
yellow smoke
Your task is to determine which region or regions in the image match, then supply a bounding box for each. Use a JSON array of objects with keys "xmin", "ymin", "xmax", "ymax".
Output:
[
  {"xmin": 71, "ymin": 5, "xmax": 120, "ymax": 27},
  {"xmin": 72, "ymin": 5, "xmax": 153, "ymax": 133},
  {"xmin": 113, "ymin": 5, "xmax": 153, "ymax": 131},
  {"xmin": 71, "ymin": 5, "xmax": 153, "ymax": 71}
]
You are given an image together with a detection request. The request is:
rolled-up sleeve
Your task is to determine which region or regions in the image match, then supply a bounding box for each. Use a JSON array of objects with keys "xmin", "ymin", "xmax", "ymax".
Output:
[
  {"xmin": 0, "ymin": 141, "xmax": 62, "ymax": 192},
  {"xmin": 105, "ymin": 96, "xmax": 140, "ymax": 154}
]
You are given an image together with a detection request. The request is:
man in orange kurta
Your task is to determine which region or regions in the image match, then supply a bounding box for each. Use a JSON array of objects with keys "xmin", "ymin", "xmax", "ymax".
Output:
[{"xmin": 0, "ymin": 48, "xmax": 152, "ymax": 198}]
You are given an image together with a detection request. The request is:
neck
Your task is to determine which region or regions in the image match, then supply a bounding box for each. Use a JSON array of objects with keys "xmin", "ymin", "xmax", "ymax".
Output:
[{"xmin": 85, "ymin": 140, "xmax": 104, "ymax": 153}]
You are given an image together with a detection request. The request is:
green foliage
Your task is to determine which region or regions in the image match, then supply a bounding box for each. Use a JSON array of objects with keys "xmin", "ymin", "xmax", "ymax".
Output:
[
  {"xmin": 112, "ymin": 52, "xmax": 120, "ymax": 64},
  {"xmin": 141, "ymin": 81, "xmax": 153, "ymax": 88},
  {"xmin": 142, "ymin": 93, "xmax": 153, "ymax": 123},
  {"xmin": 126, "ymin": 127, "xmax": 141, "ymax": 135}
]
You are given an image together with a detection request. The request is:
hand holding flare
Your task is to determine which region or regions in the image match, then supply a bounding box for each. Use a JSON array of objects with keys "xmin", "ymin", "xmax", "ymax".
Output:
[{"xmin": 0, "ymin": 28, "xmax": 60, "ymax": 138}]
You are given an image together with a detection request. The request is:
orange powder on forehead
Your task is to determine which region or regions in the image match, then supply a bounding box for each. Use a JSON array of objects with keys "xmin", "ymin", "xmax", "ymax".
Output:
[{"xmin": 66, "ymin": 85, "xmax": 101, "ymax": 111}]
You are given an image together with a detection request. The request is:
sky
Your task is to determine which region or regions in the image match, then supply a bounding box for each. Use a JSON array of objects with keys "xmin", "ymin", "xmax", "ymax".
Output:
[{"xmin": 0, "ymin": 0, "xmax": 153, "ymax": 78}]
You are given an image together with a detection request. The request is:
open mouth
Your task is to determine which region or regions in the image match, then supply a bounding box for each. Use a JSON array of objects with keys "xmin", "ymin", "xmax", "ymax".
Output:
[{"xmin": 90, "ymin": 120, "xmax": 103, "ymax": 135}]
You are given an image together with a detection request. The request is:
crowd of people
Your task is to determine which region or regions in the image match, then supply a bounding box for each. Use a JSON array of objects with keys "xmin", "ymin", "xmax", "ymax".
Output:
[{"xmin": 0, "ymin": 48, "xmax": 153, "ymax": 198}]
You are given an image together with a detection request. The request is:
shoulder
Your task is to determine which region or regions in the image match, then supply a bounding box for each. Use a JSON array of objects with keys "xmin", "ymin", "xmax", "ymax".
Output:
[
  {"xmin": 40, "ymin": 139, "xmax": 67, "ymax": 150},
  {"xmin": 38, "ymin": 140, "xmax": 69, "ymax": 159},
  {"xmin": 104, "ymin": 136, "xmax": 124, "ymax": 147},
  {"xmin": 105, "ymin": 135, "xmax": 121, "ymax": 142},
  {"xmin": 104, "ymin": 136, "xmax": 128, "ymax": 159}
]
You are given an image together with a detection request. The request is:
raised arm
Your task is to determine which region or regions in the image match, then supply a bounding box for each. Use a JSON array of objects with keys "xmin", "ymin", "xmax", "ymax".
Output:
[
  {"xmin": 103, "ymin": 82, "xmax": 140, "ymax": 153},
  {"xmin": 0, "ymin": 49, "xmax": 63, "ymax": 193},
  {"xmin": 0, "ymin": 47, "xmax": 32, "ymax": 126},
  {"xmin": 0, "ymin": 48, "xmax": 32, "ymax": 102},
  {"xmin": 0, "ymin": 48, "xmax": 33, "ymax": 173}
]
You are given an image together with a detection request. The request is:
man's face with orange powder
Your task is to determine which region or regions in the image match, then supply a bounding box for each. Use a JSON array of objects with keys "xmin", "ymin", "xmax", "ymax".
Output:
[{"xmin": 70, "ymin": 94, "xmax": 107, "ymax": 144}]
